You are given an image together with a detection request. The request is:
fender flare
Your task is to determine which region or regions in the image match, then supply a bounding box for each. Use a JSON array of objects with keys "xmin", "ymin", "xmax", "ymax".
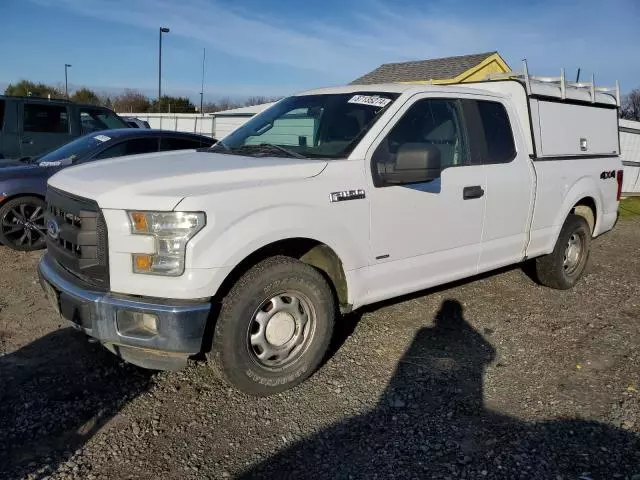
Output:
[{"xmin": 551, "ymin": 176, "xmax": 603, "ymax": 243}]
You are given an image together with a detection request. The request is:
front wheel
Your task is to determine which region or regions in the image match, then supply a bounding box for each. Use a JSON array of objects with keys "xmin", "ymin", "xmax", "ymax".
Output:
[
  {"xmin": 210, "ymin": 256, "xmax": 336, "ymax": 396},
  {"xmin": 535, "ymin": 214, "xmax": 592, "ymax": 290},
  {"xmin": 0, "ymin": 196, "xmax": 47, "ymax": 251}
]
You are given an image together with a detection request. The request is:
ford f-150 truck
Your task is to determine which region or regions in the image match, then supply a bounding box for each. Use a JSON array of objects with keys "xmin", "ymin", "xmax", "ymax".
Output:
[{"xmin": 38, "ymin": 66, "xmax": 623, "ymax": 395}]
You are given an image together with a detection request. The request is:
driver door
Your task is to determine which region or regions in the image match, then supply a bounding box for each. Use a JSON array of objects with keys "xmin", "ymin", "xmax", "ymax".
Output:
[{"xmin": 365, "ymin": 95, "xmax": 486, "ymax": 303}]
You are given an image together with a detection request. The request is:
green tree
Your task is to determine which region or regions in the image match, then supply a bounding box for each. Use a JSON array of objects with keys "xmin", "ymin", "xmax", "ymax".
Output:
[
  {"xmin": 4, "ymin": 79, "xmax": 63, "ymax": 98},
  {"xmin": 151, "ymin": 95, "xmax": 196, "ymax": 113},
  {"xmin": 621, "ymin": 89, "xmax": 640, "ymax": 121},
  {"xmin": 112, "ymin": 89, "xmax": 151, "ymax": 113},
  {"xmin": 70, "ymin": 87, "xmax": 101, "ymax": 105},
  {"xmin": 244, "ymin": 95, "xmax": 281, "ymax": 107}
]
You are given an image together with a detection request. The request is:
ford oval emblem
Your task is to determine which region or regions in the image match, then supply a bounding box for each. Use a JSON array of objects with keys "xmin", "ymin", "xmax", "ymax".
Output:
[{"xmin": 47, "ymin": 218, "xmax": 59, "ymax": 240}]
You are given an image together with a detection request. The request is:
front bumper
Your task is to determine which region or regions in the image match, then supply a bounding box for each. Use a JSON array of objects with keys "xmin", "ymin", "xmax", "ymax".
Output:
[{"xmin": 38, "ymin": 253, "xmax": 211, "ymax": 370}]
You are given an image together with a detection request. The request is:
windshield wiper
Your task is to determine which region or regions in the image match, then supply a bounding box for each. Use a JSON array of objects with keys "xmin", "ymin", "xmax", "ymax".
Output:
[
  {"xmin": 201, "ymin": 142, "xmax": 306, "ymax": 159},
  {"xmin": 255, "ymin": 143, "xmax": 306, "ymax": 159},
  {"xmin": 209, "ymin": 140, "xmax": 230, "ymax": 152}
]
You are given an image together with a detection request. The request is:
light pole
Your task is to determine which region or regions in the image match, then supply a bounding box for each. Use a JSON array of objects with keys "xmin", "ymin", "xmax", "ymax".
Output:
[
  {"xmin": 64, "ymin": 64, "xmax": 72, "ymax": 99},
  {"xmin": 158, "ymin": 27, "xmax": 170, "ymax": 112},
  {"xmin": 200, "ymin": 48, "xmax": 206, "ymax": 115}
]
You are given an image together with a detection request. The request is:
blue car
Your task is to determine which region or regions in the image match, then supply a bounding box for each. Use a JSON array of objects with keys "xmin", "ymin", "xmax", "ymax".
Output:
[{"xmin": 0, "ymin": 129, "xmax": 216, "ymax": 251}]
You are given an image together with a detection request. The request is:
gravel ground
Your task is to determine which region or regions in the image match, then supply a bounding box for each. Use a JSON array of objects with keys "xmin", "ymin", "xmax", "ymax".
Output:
[{"xmin": 1, "ymin": 217, "xmax": 639, "ymax": 480}]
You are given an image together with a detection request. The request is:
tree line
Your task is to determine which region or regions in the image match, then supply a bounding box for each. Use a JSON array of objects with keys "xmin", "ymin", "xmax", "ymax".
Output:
[
  {"xmin": 620, "ymin": 89, "xmax": 640, "ymax": 121},
  {"xmin": 3, "ymin": 80, "xmax": 281, "ymax": 113},
  {"xmin": 5, "ymin": 79, "xmax": 640, "ymax": 121}
]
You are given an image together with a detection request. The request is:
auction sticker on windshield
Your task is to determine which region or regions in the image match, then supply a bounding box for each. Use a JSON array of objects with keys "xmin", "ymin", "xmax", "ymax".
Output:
[
  {"xmin": 348, "ymin": 95, "xmax": 392, "ymax": 108},
  {"xmin": 94, "ymin": 135, "xmax": 111, "ymax": 142}
]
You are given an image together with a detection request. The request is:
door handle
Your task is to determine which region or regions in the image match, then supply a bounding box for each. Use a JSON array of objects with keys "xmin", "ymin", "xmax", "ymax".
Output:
[
  {"xmin": 463, "ymin": 185, "xmax": 484, "ymax": 200},
  {"xmin": 21, "ymin": 138, "xmax": 33, "ymax": 145}
]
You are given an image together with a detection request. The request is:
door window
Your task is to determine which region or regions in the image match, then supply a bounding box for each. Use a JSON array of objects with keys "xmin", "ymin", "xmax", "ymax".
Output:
[
  {"xmin": 372, "ymin": 98, "xmax": 468, "ymax": 186},
  {"xmin": 95, "ymin": 138, "xmax": 159, "ymax": 159},
  {"xmin": 23, "ymin": 104, "xmax": 69, "ymax": 133},
  {"xmin": 475, "ymin": 101, "xmax": 516, "ymax": 164},
  {"xmin": 0, "ymin": 100, "xmax": 5, "ymax": 130}
]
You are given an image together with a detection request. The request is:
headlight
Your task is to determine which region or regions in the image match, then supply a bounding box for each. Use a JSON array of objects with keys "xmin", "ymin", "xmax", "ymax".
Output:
[{"xmin": 127, "ymin": 211, "xmax": 205, "ymax": 276}]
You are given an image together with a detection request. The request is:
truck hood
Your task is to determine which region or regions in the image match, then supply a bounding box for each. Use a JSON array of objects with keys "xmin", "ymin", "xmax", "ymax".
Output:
[{"xmin": 47, "ymin": 150, "xmax": 328, "ymax": 210}]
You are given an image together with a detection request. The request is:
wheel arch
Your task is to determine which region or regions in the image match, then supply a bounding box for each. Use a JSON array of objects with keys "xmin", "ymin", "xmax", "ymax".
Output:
[
  {"xmin": 0, "ymin": 191, "xmax": 45, "ymax": 207},
  {"xmin": 214, "ymin": 237, "xmax": 351, "ymax": 313},
  {"xmin": 552, "ymin": 177, "xmax": 603, "ymax": 243},
  {"xmin": 572, "ymin": 196, "xmax": 597, "ymax": 234}
]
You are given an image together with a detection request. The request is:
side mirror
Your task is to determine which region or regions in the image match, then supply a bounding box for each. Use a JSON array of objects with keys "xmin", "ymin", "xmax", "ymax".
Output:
[{"xmin": 381, "ymin": 143, "xmax": 442, "ymax": 185}]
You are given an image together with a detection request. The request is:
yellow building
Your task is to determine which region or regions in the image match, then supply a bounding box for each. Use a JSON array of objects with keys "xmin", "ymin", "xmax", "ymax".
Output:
[{"xmin": 350, "ymin": 51, "xmax": 510, "ymax": 85}]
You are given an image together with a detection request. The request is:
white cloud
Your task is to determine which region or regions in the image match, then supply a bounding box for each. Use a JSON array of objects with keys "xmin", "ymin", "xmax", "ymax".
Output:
[{"xmin": 28, "ymin": 0, "xmax": 640, "ymax": 90}]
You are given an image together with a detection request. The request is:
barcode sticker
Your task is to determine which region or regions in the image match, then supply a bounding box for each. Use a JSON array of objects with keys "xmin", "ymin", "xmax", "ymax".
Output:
[{"xmin": 348, "ymin": 95, "xmax": 392, "ymax": 108}]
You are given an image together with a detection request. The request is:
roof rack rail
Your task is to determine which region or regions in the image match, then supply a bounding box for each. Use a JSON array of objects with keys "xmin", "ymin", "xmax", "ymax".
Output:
[{"xmin": 484, "ymin": 59, "xmax": 620, "ymax": 106}]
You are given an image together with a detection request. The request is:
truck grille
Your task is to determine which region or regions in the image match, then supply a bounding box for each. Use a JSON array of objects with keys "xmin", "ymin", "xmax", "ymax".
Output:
[{"xmin": 45, "ymin": 188, "xmax": 109, "ymax": 290}]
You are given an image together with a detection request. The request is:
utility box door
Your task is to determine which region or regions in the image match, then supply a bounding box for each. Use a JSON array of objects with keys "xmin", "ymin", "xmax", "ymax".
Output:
[{"xmin": 532, "ymin": 100, "xmax": 619, "ymax": 157}]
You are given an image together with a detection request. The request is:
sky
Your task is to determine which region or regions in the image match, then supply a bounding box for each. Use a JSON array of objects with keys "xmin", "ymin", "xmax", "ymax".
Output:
[{"xmin": 1, "ymin": 0, "xmax": 638, "ymax": 102}]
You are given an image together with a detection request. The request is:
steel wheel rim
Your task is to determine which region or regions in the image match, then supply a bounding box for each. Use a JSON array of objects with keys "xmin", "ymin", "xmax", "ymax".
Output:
[
  {"xmin": 563, "ymin": 232, "xmax": 584, "ymax": 275},
  {"xmin": 247, "ymin": 291, "xmax": 317, "ymax": 369},
  {"xmin": 1, "ymin": 202, "xmax": 46, "ymax": 247}
]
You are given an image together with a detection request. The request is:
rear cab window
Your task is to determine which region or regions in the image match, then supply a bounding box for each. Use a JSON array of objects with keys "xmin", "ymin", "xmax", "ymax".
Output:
[
  {"xmin": 23, "ymin": 103, "xmax": 69, "ymax": 133},
  {"xmin": 475, "ymin": 100, "xmax": 516, "ymax": 164},
  {"xmin": 160, "ymin": 136, "xmax": 212, "ymax": 151}
]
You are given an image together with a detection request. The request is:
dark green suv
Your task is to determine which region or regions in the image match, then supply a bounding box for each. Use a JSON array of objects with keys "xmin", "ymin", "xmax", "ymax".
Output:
[{"xmin": 0, "ymin": 96, "xmax": 129, "ymax": 160}]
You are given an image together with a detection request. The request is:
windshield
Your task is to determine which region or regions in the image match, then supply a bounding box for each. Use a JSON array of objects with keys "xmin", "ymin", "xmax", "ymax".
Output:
[
  {"xmin": 215, "ymin": 92, "xmax": 399, "ymax": 159},
  {"xmin": 80, "ymin": 108, "xmax": 129, "ymax": 134},
  {"xmin": 38, "ymin": 132, "xmax": 113, "ymax": 163}
]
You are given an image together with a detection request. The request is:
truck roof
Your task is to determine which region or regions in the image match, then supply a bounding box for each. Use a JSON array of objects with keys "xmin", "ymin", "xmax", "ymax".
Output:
[
  {"xmin": 298, "ymin": 80, "xmax": 617, "ymax": 106},
  {"xmin": 297, "ymin": 82, "xmax": 506, "ymax": 98}
]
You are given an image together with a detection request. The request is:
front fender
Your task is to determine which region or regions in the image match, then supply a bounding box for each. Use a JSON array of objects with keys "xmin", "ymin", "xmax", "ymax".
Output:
[
  {"xmin": 0, "ymin": 178, "xmax": 47, "ymax": 202},
  {"xmin": 185, "ymin": 203, "xmax": 369, "ymax": 304},
  {"xmin": 189, "ymin": 204, "xmax": 368, "ymax": 273}
]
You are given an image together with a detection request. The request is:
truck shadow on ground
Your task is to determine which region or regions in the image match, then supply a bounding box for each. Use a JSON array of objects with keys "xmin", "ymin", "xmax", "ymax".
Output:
[
  {"xmin": 0, "ymin": 327, "xmax": 153, "ymax": 478},
  {"xmin": 244, "ymin": 299, "xmax": 640, "ymax": 480}
]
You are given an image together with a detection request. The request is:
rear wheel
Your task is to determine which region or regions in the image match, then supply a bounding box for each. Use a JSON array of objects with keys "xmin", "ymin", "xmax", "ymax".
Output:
[
  {"xmin": 210, "ymin": 256, "xmax": 335, "ymax": 396},
  {"xmin": 0, "ymin": 196, "xmax": 47, "ymax": 251},
  {"xmin": 535, "ymin": 214, "xmax": 591, "ymax": 290}
]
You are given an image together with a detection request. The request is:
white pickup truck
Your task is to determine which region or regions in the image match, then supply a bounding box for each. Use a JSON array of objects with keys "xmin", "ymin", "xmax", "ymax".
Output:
[{"xmin": 39, "ymin": 70, "xmax": 623, "ymax": 395}]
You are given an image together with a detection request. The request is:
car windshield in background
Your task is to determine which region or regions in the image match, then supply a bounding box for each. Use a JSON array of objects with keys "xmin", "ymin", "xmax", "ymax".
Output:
[
  {"xmin": 213, "ymin": 92, "xmax": 399, "ymax": 159},
  {"xmin": 80, "ymin": 108, "xmax": 128, "ymax": 134},
  {"xmin": 37, "ymin": 133, "xmax": 112, "ymax": 163}
]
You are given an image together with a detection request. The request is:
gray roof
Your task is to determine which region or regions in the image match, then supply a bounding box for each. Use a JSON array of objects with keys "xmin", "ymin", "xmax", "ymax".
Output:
[{"xmin": 351, "ymin": 52, "xmax": 498, "ymax": 85}]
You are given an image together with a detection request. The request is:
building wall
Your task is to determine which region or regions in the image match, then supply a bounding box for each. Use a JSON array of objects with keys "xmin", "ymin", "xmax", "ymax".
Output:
[
  {"xmin": 117, "ymin": 113, "xmax": 257, "ymax": 139},
  {"xmin": 620, "ymin": 119, "xmax": 640, "ymax": 195},
  {"xmin": 121, "ymin": 113, "xmax": 216, "ymax": 137},
  {"xmin": 214, "ymin": 116, "xmax": 254, "ymax": 139}
]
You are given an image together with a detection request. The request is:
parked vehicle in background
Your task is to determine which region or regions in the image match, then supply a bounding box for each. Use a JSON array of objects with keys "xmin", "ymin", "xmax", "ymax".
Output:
[
  {"xmin": 0, "ymin": 129, "xmax": 215, "ymax": 251},
  {"xmin": 39, "ymin": 64, "xmax": 622, "ymax": 395},
  {"xmin": 0, "ymin": 95, "xmax": 129, "ymax": 161},
  {"xmin": 122, "ymin": 116, "xmax": 151, "ymax": 129}
]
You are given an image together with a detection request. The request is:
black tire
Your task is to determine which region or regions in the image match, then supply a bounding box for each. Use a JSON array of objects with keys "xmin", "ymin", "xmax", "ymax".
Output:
[
  {"xmin": 535, "ymin": 214, "xmax": 591, "ymax": 290},
  {"xmin": 210, "ymin": 256, "xmax": 336, "ymax": 396},
  {"xmin": 0, "ymin": 196, "xmax": 47, "ymax": 251}
]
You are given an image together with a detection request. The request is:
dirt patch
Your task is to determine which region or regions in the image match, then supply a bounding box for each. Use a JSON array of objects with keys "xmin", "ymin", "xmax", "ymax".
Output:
[{"xmin": 1, "ymin": 218, "xmax": 639, "ymax": 479}]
